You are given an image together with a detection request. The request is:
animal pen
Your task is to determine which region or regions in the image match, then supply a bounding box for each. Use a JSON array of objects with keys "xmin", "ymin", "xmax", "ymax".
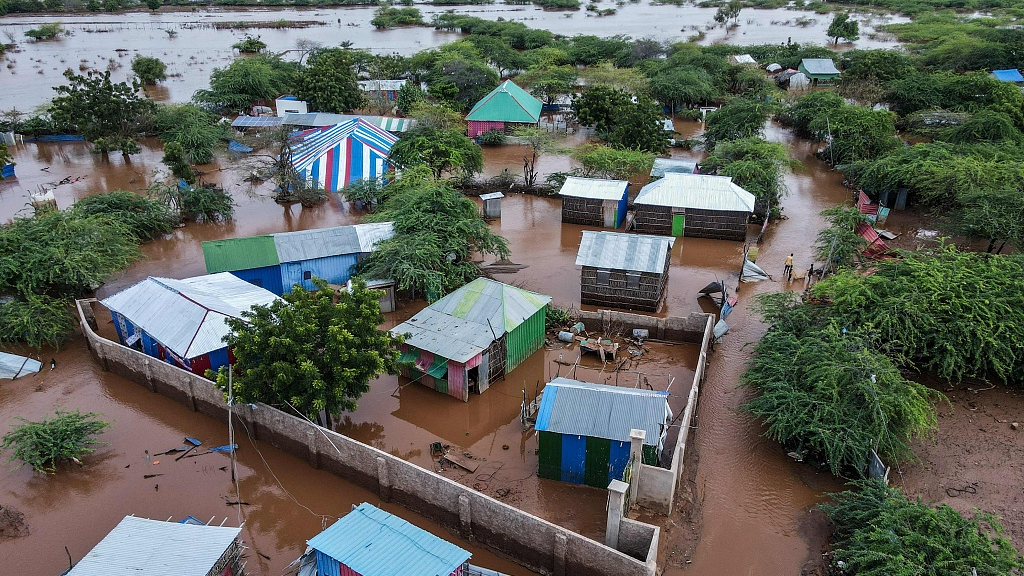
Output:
[{"xmin": 576, "ymin": 231, "xmax": 674, "ymax": 312}]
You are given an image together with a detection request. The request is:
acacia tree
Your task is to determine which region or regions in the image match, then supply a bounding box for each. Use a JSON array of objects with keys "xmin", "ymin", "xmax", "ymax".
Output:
[
  {"xmin": 1, "ymin": 411, "xmax": 110, "ymax": 474},
  {"xmin": 702, "ymin": 137, "xmax": 794, "ymax": 216},
  {"xmin": 512, "ymin": 125, "xmax": 557, "ymax": 187},
  {"xmin": 713, "ymin": 0, "xmax": 742, "ymax": 27},
  {"xmin": 807, "ymin": 105, "xmax": 899, "ymax": 165},
  {"xmin": 814, "ymin": 205, "xmax": 870, "ymax": 271},
  {"xmin": 296, "ymin": 48, "xmax": 366, "ymax": 114},
  {"xmin": 131, "ymin": 55, "xmax": 167, "ymax": 85},
  {"xmin": 358, "ymin": 170, "xmax": 510, "ymax": 298},
  {"xmin": 822, "ymin": 481, "xmax": 1024, "ymax": 576},
  {"xmin": 50, "ymin": 70, "xmax": 156, "ymax": 155},
  {"xmin": 193, "ymin": 55, "xmax": 299, "ymax": 114},
  {"xmin": 570, "ymin": 144, "xmax": 655, "ymax": 180},
  {"xmin": 388, "ymin": 125, "xmax": 482, "ymax": 179},
  {"xmin": 702, "ymin": 98, "xmax": 772, "ymax": 150},
  {"xmin": 215, "ymin": 278, "xmax": 400, "ymax": 422},
  {"xmin": 953, "ymin": 185, "xmax": 1024, "ymax": 253},
  {"xmin": 518, "ymin": 65, "xmax": 578, "ymax": 106},
  {"xmin": 650, "ymin": 67, "xmax": 720, "ymax": 112},
  {"xmin": 827, "ymin": 12, "xmax": 860, "ymax": 44}
]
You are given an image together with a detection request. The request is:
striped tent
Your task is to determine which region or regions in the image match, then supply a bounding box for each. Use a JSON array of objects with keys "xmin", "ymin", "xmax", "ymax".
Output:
[{"xmin": 289, "ymin": 118, "xmax": 398, "ymax": 193}]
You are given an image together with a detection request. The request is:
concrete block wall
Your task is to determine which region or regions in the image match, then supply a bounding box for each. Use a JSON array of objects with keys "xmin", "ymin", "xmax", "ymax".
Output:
[
  {"xmin": 76, "ymin": 300, "xmax": 655, "ymax": 576},
  {"xmin": 635, "ymin": 314, "xmax": 714, "ymax": 514},
  {"xmin": 574, "ymin": 309, "xmax": 711, "ymax": 343}
]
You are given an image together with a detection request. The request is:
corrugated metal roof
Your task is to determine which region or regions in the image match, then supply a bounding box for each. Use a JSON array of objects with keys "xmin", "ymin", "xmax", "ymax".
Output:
[
  {"xmin": 635, "ymin": 173, "xmax": 755, "ymax": 213},
  {"xmin": 0, "ymin": 352, "xmax": 41, "ymax": 379},
  {"xmin": 100, "ymin": 273, "xmax": 279, "ymax": 359},
  {"xmin": 558, "ymin": 177, "xmax": 628, "ymax": 201},
  {"xmin": 479, "ymin": 192, "xmax": 504, "ymax": 201},
  {"xmin": 66, "ymin": 516, "xmax": 240, "ymax": 576},
  {"xmin": 534, "ymin": 378, "xmax": 670, "ymax": 445},
  {"xmin": 203, "ymin": 235, "xmax": 280, "ymax": 274},
  {"xmin": 273, "ymin": 227, "xmax": 361, "ymax": 263},
  {"xmin": 466, "ymin": 80, "xmax": 543, "ymax": 123},
  {"xmin": 354, "ymin": 222, "xmax": 396, "ymax": 252},
  {"xmin": 800, "ymin": 58, "xmax": 840, "ymax": 75},
  {"xmin": 731, "ymin": 54, "xmax": 757, "ymax": 64},
  {"xmin": 308, "ymin": 503, "xmax": 470, "ymax": 576},
  {"xmin": 391, "ymin": 278, "xmax": 550, "ymax": 363},
  {"xmin": 575, "ymin": 231, "xmax": 674, "ymax": 273},
  {"xmin": 650, "ymin": 158, "xmax": 697, "ymax": 178},
  {"xmin": 283, "ymin": 113, "xmax": 416, "ymax": 132},
  {"xmin": 992, "ymin": 69, "xmax": 1024, "ymax": 82}
]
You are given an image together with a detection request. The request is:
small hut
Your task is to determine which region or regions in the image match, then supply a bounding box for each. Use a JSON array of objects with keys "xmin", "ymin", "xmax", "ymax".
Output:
[
  {"xmin": 65, "ymin": 516, "xmax": 243, "ymax": 576},
  {"xmin": 633, "ymin": 173, "xmax": 754, "ymax": 241},
  {"xmin": 650, "ymin": 158, "xmax": 698, "ymax": 179},
  {"xmin": 465, "ymin": 80, "xmax": 543, "ymax": 138},
  {"xmin": 358, "ymin": 79, "xmax": 408, "ymax": 102},
  {"xmin": 391, "ymin": 278, "xmax": 550, "ymax": 402},
  {"xmin": 575, "ymin": 231, "xmax": 674, "ymax": 312},
  {"xmin": 305, "ymin": 503, "xmax": 471, "ymax": 576},
  {"xmin": 202, "ymin": 222, "xmax": 394, "ymax": 295},
  {"xmin": 797, "ymin": 58, "xmax": 841, "ymax": 85},
  {"xmin": 289, "ymin": 118, "xmax": 398, "ymax": 193},
  {"xmin": 101, "ymin": 273, "xmax": 279, "ymax": 375},
  {"xmin": 536, "ymin": 377, "xmax": 671, "ymax": 487},
  {"xmin": 480, "ymin": 191, "xmax": 504, "ymax": 218},
  {"xmin": 558, "ymin": 176, "xmax": 628, "ymax": 229}
]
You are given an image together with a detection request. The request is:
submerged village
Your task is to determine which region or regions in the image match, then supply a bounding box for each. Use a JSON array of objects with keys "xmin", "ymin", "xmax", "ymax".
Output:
[{"xmin": 2, "ymin": 2, "xmax": 1024, "ymax": 576}]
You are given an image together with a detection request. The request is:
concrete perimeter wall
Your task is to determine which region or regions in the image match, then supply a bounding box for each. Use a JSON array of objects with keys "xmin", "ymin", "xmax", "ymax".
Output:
[
  {"xmin": 635, "ymin": 314, "xmax": 714, "ymax": 515},
  {"xmin": 76, "ymin": 300, "xmax": 655, "ymax": 576},
  {"xmin": 575, "ymin": 309, "xmax": 710, "ymax": 344}
]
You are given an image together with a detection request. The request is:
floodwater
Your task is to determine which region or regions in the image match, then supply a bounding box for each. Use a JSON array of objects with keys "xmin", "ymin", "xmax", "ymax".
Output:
[
  {"xmin": 3, "ymin": 112, "xmax": 862, "ymax": 574},
  {"xmin": 0, "ymin": 3, "xmax": 905, "ymax": 110}
]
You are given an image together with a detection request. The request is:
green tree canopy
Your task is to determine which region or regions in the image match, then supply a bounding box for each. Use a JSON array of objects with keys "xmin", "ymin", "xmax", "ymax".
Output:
[
  {"xmin": 570, "ymin": 144, "xmax": 655, "ymax": 180},
  {"xmin": 517, "ymin": 65, "xmax": 579, "ymax": 106},
  {"xmin": 193, "ymin": 55, "xmax": 299, "ymax": 114},
  {"xmin": 215, "ymin": 277, "xmax": 401, "ymax": 421},
  {"xmin": 154, "ymin": 103, "xmax": 227, "ymax": 165},
  {"xmin": 743, "ymin": 292, "xmax": 941, "ymax": 477},
  {"xmin": 358, "ymin": 170, "xmax": 510, "ymax": 297},
  {"xmin": 827, "ymin": 13, "xmax": 860, "ymax": 44},
  {"xmin": 131, "ymin": 55, "xmax": 167, "ymax": 85},
  {"xmin": 778, "ymin": 90, "xmax": 845, "ymax": 138},
  {"xmin": 70, "ymin": 190, "xmax": 175, "ymax": 241},
  {"xmin": 952, "ymin": 185, "xmax": 1024, "ymax": 253},
  {"xmin": 702, "ymin": 98, "xmax": 772, "ymax": 150},
  {"xmin": 296, "ymin": 48, "xmax": 367, "ymax": 114},
  {"xmin": 821, "ymin": 481, "xmax": 1024, "ymax": 576},
  {"xmin": 388, "ymin": 125, "xmax": 482, "ymax": 178},
  {"xmin": 702, "ymin": 137, "xmax": 793, "ymax": 216},
  {"xmin": 650, "ymin": 67, "xmax": 720, "ymax": 111},
  {"xmin": 814, "ymin": 205, "xmax": 871, "ymax": 270},
  {"xmin": 1, "ymin": 411, "xmax": 110, "ymax": 474},
  {"xmin": 429, "ymin": 57, "xmax": 499, "ymax": 110},
  {"xmin": 50, "ymin": 70, "xmax": 156, "ymax": 155},
  {"xmin": 807, "ymin": 105, "xmax": 900, "ymax": 165}
]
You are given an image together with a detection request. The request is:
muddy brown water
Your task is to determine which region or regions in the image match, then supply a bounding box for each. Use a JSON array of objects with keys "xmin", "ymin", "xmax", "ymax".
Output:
[
  {"xmin": 0, "ymin": 4, "xmax": 905, "ymax": 110},
  {"xmin": 1, "ymin": 118, "xmax": 873, "ymax": 576}
]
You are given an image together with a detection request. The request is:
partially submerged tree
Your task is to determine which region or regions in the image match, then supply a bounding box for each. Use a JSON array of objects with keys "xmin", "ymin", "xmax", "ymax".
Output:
[
  {"xmin": 742, "ymin": 292, "xmax": 940, "ymax": 477},
  {"xmin": 296, "ymin": 48, "xmax": 366, "ymax": 114},
  {"xmin": 952, "ymin": 185, "xmax": 1024, "ymax": 253},
  {"xmin": 702, "ymin": 137, "xmax": 794, "ymax": 216},
  {"xmin": 821, "ymin": 481, "xmax": 1024, "ymax": 576},
  {"xmin": 161, "ymin": 141, "xmax": 197, "ymax": 185},
  {"xmin": 0, "ymin": 294, "xmax": 76, "ymax": 349},
  {"xmin": 149, "ymin": 181, "xmax": 234, "ymax": 223},
  {"xmin": 49, "ymin": 70, "xmax": 156, "ymax": 155},
  {"xmin": 358, "ymin": 169, "xmax": 510, "ymax": 297},
  {"xmin": 813, "ymin": 205, "xmax": 870, "ymax": 271},
  {"xmin": 232, "ymin": 35, "xmax": 267, "ymax": 54},
  {"xmin": 808, "ymin": 105, "xmax": 900, "ymax": 166},
  {"xmin": 1, "ymin": 411, "xmax": 110, "ymax": 474},
  {"xmin": 702, "ymin": 98, "xmax": 772, "ymax": 150},
  {"xmin": 827, "ymin": 12, "xmax": 860, "ymax": 44},
  {"xmin": 713, "ymin": 0, "xmax": 742, "ymax": 27},
  {"xmin": 131, "ymin": 55, "xmax": 167, "ymax": 85},
  {"xmin": 388, "ymin": 125, "xmax": 482, "ymax": 179},
  {"xmin": 511, "ymin": 125, "xmax": 557, "ymax": 187},
  {"xmin": 193, "ymin": 55, "xmax": 299, "ymax": 114},
  {"xmin": 214, "ymin": 277, "xmax": 401, "ymax": 422},
  {"xmin": 570, "ymin": 144, "xmax": 655, "ymax": 180},
  {"xmin": 154, "ymin": 103, "xmax": 226, "ymax": 165},
  {"xmin": 70, "ymin": 190, "xmax": 175, "ymax": 241}
]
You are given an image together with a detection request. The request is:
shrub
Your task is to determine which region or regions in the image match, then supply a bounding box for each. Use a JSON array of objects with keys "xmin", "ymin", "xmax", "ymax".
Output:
[
  {"xmin": 371, "ymin": 7, "xmax": 424, "ymax": 29},
  {"xmin": 131, "ymin": 55, "xmax": 167, "ymax": 85},
  {"xmin": 25, "ymin": 23, "xmax": 65, "ymax": 41},
  {"xmin": 151, "ymin": 182, "xmax": 234, "ymax": 223},
  {"xmin": 478, "ymin": 129, "xmax": 506, "ymax": 145},
  {"xmin": 1, "ymin": 411, "xmax": 110, "ymax": 474},
  {"xmin": 0, "ymin": 294, "xmax": 75, "ymax": 349},
  {"xmin": 232, "ymin": 35, "xmax": 266, "ymax": 54},
  {"xmin": 70, "ymin": 191, "xmax": 175, "ymax": 241}
]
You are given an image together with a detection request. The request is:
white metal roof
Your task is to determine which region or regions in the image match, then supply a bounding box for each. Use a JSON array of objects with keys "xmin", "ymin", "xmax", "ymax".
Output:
[
  {"xmin": 650, "ymin": 158, "xmax": 697, "ymax": 178},
  {"xmin": 391, "ymin": 278, "xmax": 550, "ymax": 363},
  {"xmin": 100, "ymin": 273, "xmax": 279, "ymax": 359},
  {"xmin": 271, "ymin": 223, "xmax": 395, "ymax": 263},
  {"xmin": 67, "ymin": 516, "xmax": 240, "ymax": 576},
  {"xmin": 800, "ymin": 58, "xmax": 841, "ymax": 75},
  {"xmin": 558, "ymin": 177, "xmax": 629, "ymax": 201},
  {"xmin": 358, "ymin": 79, "xmax": 408, "ymax": 92},
  {"xmin": 635, "ymin": 173, "xmax": 755, "ymax": 213},
  {"xmin": 535, "ymin": 378, "xmax": 670, "ymax": 445},
  {"xmin": 731, "ymin": 54, "xmax": 757, "ymax": 65},
  {"xmin": 575, "ymin": 231, "xmax": 674, "ymax": 273},
  {"xmin": 479, "ymin": 192, "xmax": 504, "ymax": 201}
]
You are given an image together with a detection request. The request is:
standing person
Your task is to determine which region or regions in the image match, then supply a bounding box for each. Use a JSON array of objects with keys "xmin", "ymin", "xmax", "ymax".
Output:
[{"xmin": 783, "ymin": 253, "xmax": 794, "ymax": 280}]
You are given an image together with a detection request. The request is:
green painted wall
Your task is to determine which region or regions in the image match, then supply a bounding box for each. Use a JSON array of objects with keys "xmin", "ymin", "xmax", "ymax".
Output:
[
  {"xmin": 538, "ymin": 431, "xmax": 562, "ymax": 480},
  {"xmin": 584, "ymin": 436, "xmax": 611, "ymax": 488},
  {"xmin": 506, "ymin": 306, "xmax": 547, "ymax": 372}
]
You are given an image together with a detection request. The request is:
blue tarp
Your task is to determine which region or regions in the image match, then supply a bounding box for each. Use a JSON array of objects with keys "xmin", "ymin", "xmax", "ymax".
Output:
[
  {"xmin": 992, "ymin": 69, "xmax": 1024, "ymax": 82},
  {"xmin": 228, "ymin": 140, "xmax": 253, "ymax": 153},
  {"xmin": 1, "ymin": 164, "xmax": 14, "ymax": 178},
  {"xmin": 26, "ymin": 134, "xmax": 85, "ymax": 142}
]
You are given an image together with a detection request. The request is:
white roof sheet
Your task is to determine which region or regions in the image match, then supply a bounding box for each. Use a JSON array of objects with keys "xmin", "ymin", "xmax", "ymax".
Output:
[
  {"xmin": 0, "ymin": 352, "xmax": 42, "ymax": 379},
  {"xmin": 100, "ymin": 273, "xmax": 279, "ymax": 359},
  {"xmin": 271, "ymin": 222, "xmax": 395, "ymax": 263},
  {"xmin": 650, "ymin": 158, "xmax": 697, "ymax": 178},
  {"xmin": 67, "ymin": 516, "xmax": 240, "ymax": 576},
  {"xmin": 558, "ymin": 177, "xmax": 628, "ymax": 201},
  {"xmin": 635, "ymin": 173, "xmax": 755, "ymax": 213},
  {"xmin": 731, "ymin": 54, "xmax": 757, "ymax": 64},
  {"xmin": 535, "ymin": 377, "xmax": 670, "ymax": 445},
  {"xmin": 358, "ymin": 79, "xmax": 408, "ymax": 92},
  {"xmin": 391, "ymin": 278, "xmax": 550, "ymax": 363},
  {"xmin": 575, "ymin": 231, "xmax": 674, "ymax": 273},
  {"xmin": 479, "ymin": 192, "xmax": 504, "ymax": 201}
]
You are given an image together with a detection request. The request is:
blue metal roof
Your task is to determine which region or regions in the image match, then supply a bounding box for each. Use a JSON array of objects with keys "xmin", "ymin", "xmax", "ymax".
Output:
[
  {"xmin": 308, "ymin": 503, "xmax": 471, "ymax": 576},
  {"xmin": 535, "ymin": 378, "xmax": 671, "ymax": 445},
  {"xmin": 992, "ymin": 69, "xmax": 1024, "ymax": 82}
]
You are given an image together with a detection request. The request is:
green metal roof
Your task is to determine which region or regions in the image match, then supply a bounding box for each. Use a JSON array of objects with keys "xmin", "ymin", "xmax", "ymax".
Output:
[
  {"xmin": 202, "ymin": 236, "xmax": 280, "ymax": 273},
  {"xmin": 466, "ymin": 80, "xmax": 543, "ymax": 124}
]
